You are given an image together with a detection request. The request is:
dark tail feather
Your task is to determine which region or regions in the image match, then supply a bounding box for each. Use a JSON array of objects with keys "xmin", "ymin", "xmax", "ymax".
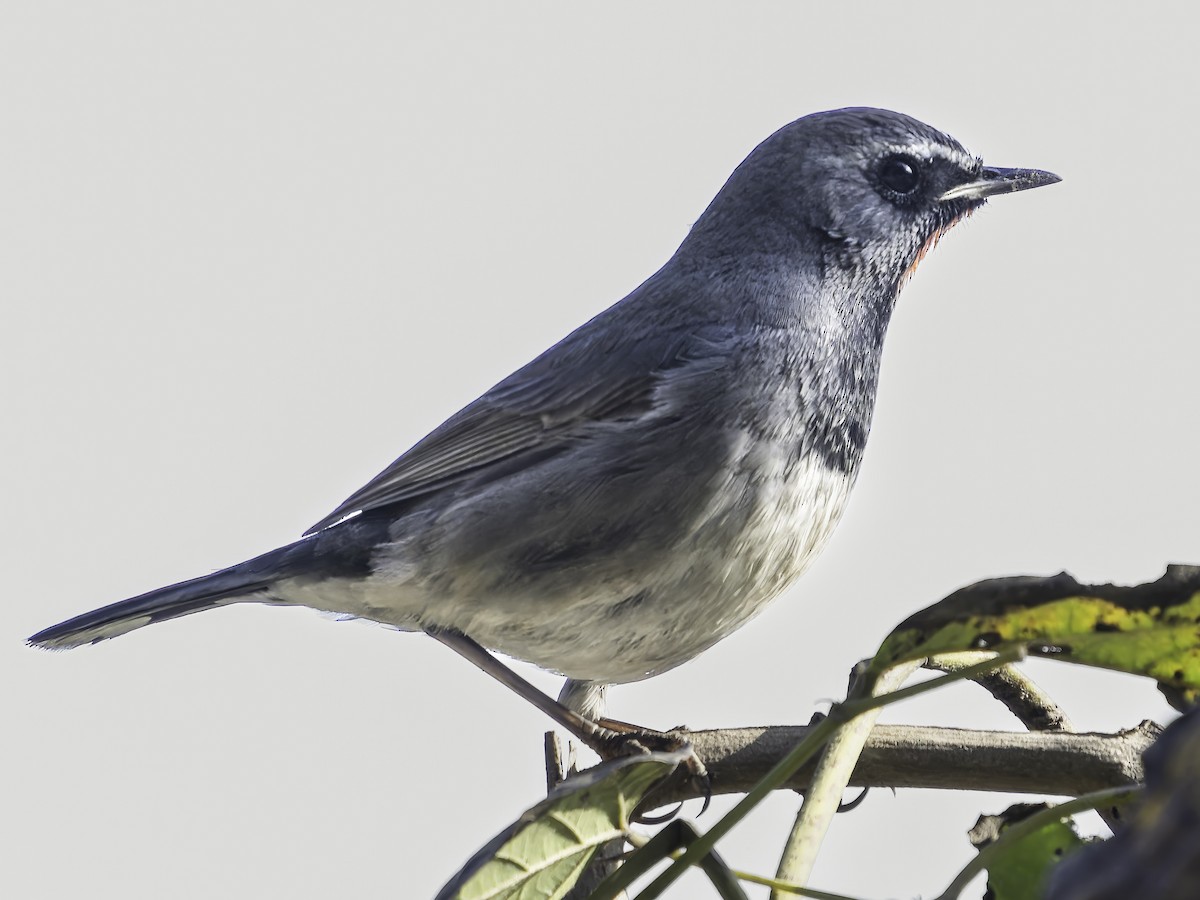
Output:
[{"xmin": 28, "ymin": 542, "xmax": 307, "ymax": 650}]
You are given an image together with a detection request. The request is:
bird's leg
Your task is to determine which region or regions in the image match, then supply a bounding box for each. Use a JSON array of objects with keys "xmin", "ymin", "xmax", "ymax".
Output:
[
  {"xmin": 424, "ymin": 627, "xmax": 696, "ymax": 766},
  {"xmin": 426, "ymin": 626, "xmax": 622, "ymax": 754},
  {"xmin": 554, "ymin": 679, "xmax": 606, "ymax": 780},
  {"xmin": 556, "ymin": 678, "xmax": 685, "ymax": 737},
  {"xmin": 557, "ymin": 678, "xmax": 609, "ymax": 721}
]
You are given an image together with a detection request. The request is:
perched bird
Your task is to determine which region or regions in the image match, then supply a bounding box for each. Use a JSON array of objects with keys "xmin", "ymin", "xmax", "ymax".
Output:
[{"xmin": 30, "ymin": 108, "xmax": 1058, "ymax": 748}]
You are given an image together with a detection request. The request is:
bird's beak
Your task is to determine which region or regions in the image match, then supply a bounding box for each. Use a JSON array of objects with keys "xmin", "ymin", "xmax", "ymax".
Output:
[{"xmin": 939, "ymin": 166, "xmax": 1061, "ymax": 202}]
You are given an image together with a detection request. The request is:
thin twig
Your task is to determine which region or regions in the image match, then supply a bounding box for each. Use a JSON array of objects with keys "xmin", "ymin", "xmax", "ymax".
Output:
[{"xmin": 926, "ymin": 652, "xmax": 1073, "ymax": 732}]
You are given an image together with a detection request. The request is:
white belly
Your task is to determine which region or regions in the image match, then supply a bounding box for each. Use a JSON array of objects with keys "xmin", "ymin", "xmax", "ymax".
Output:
[
  {"xmin": 429, "ymin": 446, "xmax": 852, "ymax": 683},
  {"xmin": 276, "ymin": 441, "xmax": 854, "ymax": 684}
]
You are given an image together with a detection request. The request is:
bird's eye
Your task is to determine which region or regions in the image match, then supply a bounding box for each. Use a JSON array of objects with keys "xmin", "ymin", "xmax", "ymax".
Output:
[{"xmin": 877, "ymin": 155, "xmax": 922, "ymax": 195}]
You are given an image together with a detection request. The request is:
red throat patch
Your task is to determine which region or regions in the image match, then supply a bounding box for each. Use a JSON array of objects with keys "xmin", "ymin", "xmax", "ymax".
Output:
[{"xmin": 900, "ymin": 206, "xmax": 976, "ymax": 290}]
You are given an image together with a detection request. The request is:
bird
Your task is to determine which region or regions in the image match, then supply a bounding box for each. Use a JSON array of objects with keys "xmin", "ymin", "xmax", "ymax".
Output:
[{"xmin": 30, "ymin": 108, "xmax": 1059, "ymax": 752}]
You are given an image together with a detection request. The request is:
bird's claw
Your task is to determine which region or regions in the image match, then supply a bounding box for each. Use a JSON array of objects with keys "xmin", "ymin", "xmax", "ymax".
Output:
[{"xmin": 595, "ymin": 727, "xmax": 706, "ymax": 776}]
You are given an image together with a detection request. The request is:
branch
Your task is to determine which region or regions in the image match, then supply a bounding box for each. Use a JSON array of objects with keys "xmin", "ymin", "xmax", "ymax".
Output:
[
  {"xmin": 927, "ymin": 652, "xmax": 1074, "ymax": 732},
  {"xmin": 922, "ymin": 652, "xmax": 1131, "ymax": 832},
  {"xmin": 643, "ymin": 721, "xmax": 1159, "ymax": 807}
]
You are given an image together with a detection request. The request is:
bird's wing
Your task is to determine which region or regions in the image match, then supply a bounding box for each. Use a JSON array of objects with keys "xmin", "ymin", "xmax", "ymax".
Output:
[{"xmin": 304, "ymin": 323, "xmax": 735, "ymax": 535}]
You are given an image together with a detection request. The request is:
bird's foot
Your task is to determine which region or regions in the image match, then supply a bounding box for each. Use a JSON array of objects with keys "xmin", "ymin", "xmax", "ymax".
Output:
[
  {"xmin": 584, "ymin": 724, "xmax": 711, "ymax": 818},
  {"xmin": 590, "ymin": 723, "xmax": 699, "ymax": 767}
]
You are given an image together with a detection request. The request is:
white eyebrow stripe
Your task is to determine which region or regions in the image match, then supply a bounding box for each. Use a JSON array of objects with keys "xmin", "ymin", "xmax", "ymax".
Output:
[{"xmin": 884, "ymin": 140, "xmax": 979, "ymax": 170}]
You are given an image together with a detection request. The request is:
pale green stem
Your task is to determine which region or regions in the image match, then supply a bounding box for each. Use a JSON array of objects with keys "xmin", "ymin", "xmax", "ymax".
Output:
[
  {"xmin": 735, "ymin": 867, "xmax": 868, "ymax": 899},
  {"xmin": 771, "ymin": 660, "xmax": 922, "ymax": 896}
]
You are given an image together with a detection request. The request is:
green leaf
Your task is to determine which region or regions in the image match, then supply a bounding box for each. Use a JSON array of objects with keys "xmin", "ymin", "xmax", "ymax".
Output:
[
  {"xmin": 435, "ymin": 749, "xmax": 687, "ymax": 900},
  {"xmin": 867, "ymin": 565, "xmax": 1200, "ymax": 706},
  {"xmin": 937, "ymin": 787, "xmax": 1138, "ymax": 900},
  {"xmin": 968, "ymin": 803, "xmax": 1090, "ymax": 900}
]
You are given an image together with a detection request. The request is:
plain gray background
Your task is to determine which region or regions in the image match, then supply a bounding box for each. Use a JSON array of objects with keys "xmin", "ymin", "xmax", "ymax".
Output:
[{"xmin": 5, "ymin": 3, "xmax": 1196, "ymax": 897}]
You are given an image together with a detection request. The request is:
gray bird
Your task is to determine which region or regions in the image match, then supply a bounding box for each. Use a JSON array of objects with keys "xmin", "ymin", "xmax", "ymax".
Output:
[{"xmin": 30, "ymin": 108, "xmax": 1058, "ymax": 751}]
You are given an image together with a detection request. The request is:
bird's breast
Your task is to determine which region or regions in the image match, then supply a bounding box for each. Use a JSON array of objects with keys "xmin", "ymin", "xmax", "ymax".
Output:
[
  {"xmin": 530, "ymin": 430, "xmax": 856, "ymax": 683},
  {"xmin": 685, "ymin": 430, "xmax": 856, "ymax": 621}
]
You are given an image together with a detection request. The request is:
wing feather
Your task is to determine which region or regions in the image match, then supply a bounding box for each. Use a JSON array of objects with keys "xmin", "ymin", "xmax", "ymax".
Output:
[{"xmin": 305, "ymin": 323, "xmax": 734, "ymax": 535}]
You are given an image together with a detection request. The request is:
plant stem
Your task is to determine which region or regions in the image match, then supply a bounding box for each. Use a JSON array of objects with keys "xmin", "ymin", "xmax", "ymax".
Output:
[{"xmin": 637, "ymin": 649, "xmax": 1025, "ymax": 899}]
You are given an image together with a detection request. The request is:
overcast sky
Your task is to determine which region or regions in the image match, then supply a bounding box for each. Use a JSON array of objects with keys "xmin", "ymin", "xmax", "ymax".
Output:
[{"xmin": 5, "ymin": 3, "xmax": 1197, "ymax": 898}]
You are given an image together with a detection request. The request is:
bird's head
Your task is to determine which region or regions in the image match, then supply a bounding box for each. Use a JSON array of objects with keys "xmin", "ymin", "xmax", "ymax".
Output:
[{"xmin": 686, "ymin": 107, "xmax": 1059, "ymax": 295}]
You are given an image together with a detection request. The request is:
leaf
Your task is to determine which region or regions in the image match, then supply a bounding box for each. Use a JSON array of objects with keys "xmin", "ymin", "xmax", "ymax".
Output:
[
  {"xmin": 967, "ymin": 803, "xmax": 1090, "ymax": 899},
  {"xmin": 939, "ymin": 788, "xmax": 1138, "ymax": 900},
  {"xmin": 435, "ymin": 749, "xmax": 688, "ymax": 900},
  {"xmin": 867, "ymin": 565, "xmax": 1200, "ymax": 707}
]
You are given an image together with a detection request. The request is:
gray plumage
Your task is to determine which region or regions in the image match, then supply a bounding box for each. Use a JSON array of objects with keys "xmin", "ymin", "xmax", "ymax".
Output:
[{"xmin": 29, "ymin": 108, "xmax": 1058, "ymax": 708}]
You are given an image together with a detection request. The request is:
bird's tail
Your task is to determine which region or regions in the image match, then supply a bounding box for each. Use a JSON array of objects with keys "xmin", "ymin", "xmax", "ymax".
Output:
[{"xmin": 28, "ymin": 542, "xmax": 306, "ymax": 650}]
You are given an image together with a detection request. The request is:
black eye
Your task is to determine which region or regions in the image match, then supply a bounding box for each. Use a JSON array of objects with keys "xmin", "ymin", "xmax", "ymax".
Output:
[{"xmin": 878, "ymin": 155, "xmax": 922, "ymax": 195}]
